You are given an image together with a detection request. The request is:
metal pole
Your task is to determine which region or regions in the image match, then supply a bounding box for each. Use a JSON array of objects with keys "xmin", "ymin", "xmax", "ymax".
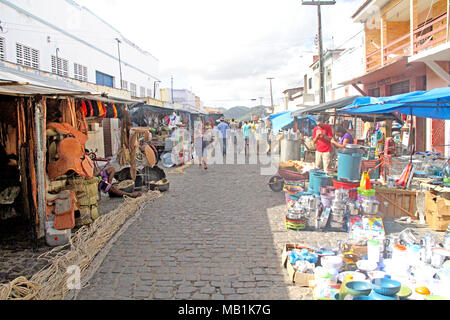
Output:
[
  {"xmin": 301, "ymin": 1, "xmax": 336, "ymax": 104},
  {"xmin": 317, "ymin": 3, "xmax": 325, "ymax": 104},
  {"xmin": 267, "ymin": 77, "xmax": 274, "ymax": 110},
  {"xmin": 116, "ymin": 38, "xmax": 123, "ymax": 89},
  {"xmin": 55, "ymin": 48, "xmax": 59, "ymax": 75}
]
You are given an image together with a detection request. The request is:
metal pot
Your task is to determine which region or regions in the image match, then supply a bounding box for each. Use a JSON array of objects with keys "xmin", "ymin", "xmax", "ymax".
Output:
[
  {"xmin": 335, "ymin": 189, "xmax": 349, "ymax": 201},
  {"xmin": 331, "ymin": 199, "xmax": 347, "ymax": 209},
  {"xmin": 346, "ymin": 201, "xmax": 359, "ymax": 216},
  {"xmin": 361, "ymin": 199, "xmax": 380, "ymax": 215}
]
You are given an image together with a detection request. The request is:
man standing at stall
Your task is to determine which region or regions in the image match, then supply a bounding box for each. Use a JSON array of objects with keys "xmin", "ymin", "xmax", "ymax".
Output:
[{"xmin": 313, "ymin": 115, "xmax": 333, "ymax": 172}]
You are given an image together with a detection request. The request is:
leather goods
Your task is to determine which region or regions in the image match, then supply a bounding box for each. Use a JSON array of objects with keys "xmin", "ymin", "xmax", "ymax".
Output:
[
  {"xmin": 86, "ymin": 100, "xmax": 94, "ymax": 117},
  {"xmin": 144, "ymin": 144, "xmax": 156, "ymax": 168},
  {"xmin": 46, "ymin": 190, "xmax": 78, "ymax": 230},
  {"xmin": 47, "ymin": 137, "xmax": 94, "ymax": 180},
  {"xmin": 46, "ymin": 122, "xmax": 88, "ymax": 145}
]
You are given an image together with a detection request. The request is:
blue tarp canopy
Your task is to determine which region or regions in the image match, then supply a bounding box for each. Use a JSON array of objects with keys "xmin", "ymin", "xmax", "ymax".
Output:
[
  {"xmin": 269, "ymin": 110, "xmax": 316, "ymax": 133},
  {"xmin": 341, "ymin": 87, "xmax": 450, "ymax": 120}
]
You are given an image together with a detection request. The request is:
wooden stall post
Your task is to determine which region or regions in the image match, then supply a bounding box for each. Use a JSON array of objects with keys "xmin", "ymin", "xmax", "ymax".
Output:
[{"xmin": 35, "ymin": 97, "xmax": 47, "ymax": 239}]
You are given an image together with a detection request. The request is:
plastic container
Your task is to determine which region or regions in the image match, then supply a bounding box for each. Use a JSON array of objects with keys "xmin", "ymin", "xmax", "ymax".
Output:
[
  {"xmin": 392, "ymin": 244, "xmax": 407, "ymax": 264},
  {"xmin": 332, "ymin": 179, "xmax": 359, "ymax": 200},
  {"xmin": 309, "ymin": 170, "xmax": 332, "ymax": 196},
  {"xmin": 338, "ymin": 152, "xmax": 362, "ymax": 182},
  {"xmin": 45, "ymin": 221, "xmax": 71, "ymax": 247},
  {"xmin": 357, "ymin": 187, "xmax": 376, "ymax": 197},
  {"xmin": 406, "ymin": 244, "xmax": 422, "ymax": 267},
  {"xmin": 368, "ymin": 240, "xmax": 382, "ymax": 263}
]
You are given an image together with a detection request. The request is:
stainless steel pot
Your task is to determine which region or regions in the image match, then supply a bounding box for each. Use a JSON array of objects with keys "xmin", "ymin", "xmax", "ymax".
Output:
[
  {"xmin": 361, "ymin": 199, "xmax": 380, "ymax": 214},
  {"xmin": 335, "ymin": 189, "xmax": 349, "ymax": 201}
]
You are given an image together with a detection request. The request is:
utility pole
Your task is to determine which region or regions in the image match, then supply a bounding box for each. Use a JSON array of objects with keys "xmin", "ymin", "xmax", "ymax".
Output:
[
  {"xmin": 55, "ymin": 48, "xmax": 59, "ymax": 76},
  {"xmin": 267, "ymin": 77, "xmax": 274, "ymax": 111},
  {"xmin": 301, "ymin": 1, "xmax": 336, "ymax": 104},
  {"xmin": 115, "ymin": 38, "xmax": 123, "ymax": 89}
]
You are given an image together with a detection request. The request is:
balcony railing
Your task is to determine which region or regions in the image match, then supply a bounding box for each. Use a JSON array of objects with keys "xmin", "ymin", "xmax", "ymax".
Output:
[
  {"xmin": 383, "ymin": 33, "xmax": 411, "ymax": 65},
  {"xmin": 413, "ymin": 12, "xmax": 448, "ymax": 54},
  {"xmin": 365, "ymin": 11, "xmax": 449, "ymax": 73}
]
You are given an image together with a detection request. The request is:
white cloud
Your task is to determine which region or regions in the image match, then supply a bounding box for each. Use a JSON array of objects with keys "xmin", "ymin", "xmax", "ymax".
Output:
[{"xmin": 75, "ymin": 0, "xmax": 362, "ymax": 109}]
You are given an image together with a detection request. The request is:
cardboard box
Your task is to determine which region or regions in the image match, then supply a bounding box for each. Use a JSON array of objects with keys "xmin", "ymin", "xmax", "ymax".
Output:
[
  {"xmin": 281, "ymin": 243, "xmax": 310, "ymax": 268},
  {"xmin": 426, "ymin": 210, "xmax": 450, "ymax": 231},
  {"xmin": 425, "ymin": 191, "xmax": 450, "ymax": 231},
  {"xmin": 342, "ymin": 243, "xmax": 368, "ymax": 257},
  {"xmin": 425, "ymin": 191, "xmax": 450, "ymax": 216},
  {"xmin": 281, "ymin": 243, "xmax": 315, "ymax": 287},
  {"xmin": 286, "ymin": 262, "xmax": 315, "ymax": 287}
]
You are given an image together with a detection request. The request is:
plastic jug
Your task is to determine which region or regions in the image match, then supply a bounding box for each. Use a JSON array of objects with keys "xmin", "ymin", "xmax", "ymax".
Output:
[
  {"xmin": 339, "ymin": 274, "xmax": 354, "ymax": 300},
  {"xmin": 368, "ymin": 240, "xmax": 381, "ymax": 264}
]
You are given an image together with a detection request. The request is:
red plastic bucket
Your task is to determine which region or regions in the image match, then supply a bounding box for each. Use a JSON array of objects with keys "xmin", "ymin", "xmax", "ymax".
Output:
[{"xmin": 332, "ymin": 179, "xmax": 359, "ymax": 200}]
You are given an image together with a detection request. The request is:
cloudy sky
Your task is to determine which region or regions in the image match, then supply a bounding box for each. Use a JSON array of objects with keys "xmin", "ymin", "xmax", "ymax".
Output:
[{"xmin": 76, "ymin": 0, "xmax": 364, "ymax": 109}]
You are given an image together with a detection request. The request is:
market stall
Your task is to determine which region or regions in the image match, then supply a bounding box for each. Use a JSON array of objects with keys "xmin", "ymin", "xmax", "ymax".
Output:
[
  {"xmin": 129, "ymin": 104, "xmax": 175, "ymax": 157},
  {"xmin": 278, "ymin": 88, "xmax": 450, "ymax": 300}
]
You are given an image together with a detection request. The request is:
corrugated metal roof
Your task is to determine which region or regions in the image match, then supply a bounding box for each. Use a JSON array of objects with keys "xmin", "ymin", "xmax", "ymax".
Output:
[{"xmin": 0, "ymin": 65, "xmax": 92, "ymax": 96}]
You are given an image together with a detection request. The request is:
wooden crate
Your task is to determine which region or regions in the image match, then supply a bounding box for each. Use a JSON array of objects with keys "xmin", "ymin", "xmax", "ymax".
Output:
[{"xmin": 374, "ymin": 187, "xmax": 417, "ymax": 219}]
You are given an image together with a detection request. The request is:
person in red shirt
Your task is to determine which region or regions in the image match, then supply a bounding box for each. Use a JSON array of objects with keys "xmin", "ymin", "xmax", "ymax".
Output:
[{"xmin": 313, "ymin": 115, "xmax": 333, "ymax": 172}]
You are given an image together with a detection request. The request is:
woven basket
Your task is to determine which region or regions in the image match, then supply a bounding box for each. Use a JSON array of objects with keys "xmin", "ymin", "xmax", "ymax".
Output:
[
  {"xmin": 75, "ymin": 204, "xmax": 98, "ymax": 227},
  {"xmin": 66, "ymin": 176, "xmax": 99, "ymax": 206}
]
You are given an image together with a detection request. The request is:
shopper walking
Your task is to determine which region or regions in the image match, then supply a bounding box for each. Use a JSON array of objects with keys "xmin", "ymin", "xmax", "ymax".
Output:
[
  {"xmin": 217, "ymin": 117, "xmax": 230, "ymax": 156},
  {"xmin": 242, "ymin": 121, "xmax": 251, "ymax": 156}
]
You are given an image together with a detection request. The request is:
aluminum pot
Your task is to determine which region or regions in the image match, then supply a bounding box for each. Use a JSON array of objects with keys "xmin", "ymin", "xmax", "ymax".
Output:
[
  {"xmin": 346, "ymin": 201, "xmax": 359, "ymax": 216},
  {"xmin": 361, "ymin": 199, "xmax": 380, "ymax": 214},
  {"xmin": 335, "ymin": 188, "xmax": 349, "ymax": 201}
]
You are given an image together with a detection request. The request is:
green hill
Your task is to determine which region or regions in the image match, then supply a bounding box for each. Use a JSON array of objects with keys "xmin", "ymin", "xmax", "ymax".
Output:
[{"xmin": 223, "ymin": 105, "xmax": 270, "ymax": 121}]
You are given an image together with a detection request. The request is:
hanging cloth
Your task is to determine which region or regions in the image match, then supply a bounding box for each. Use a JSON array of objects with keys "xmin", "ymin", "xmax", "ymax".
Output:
[{"xmin": 112, "ymin": 104, "xmax": 118, "ymax": 118}]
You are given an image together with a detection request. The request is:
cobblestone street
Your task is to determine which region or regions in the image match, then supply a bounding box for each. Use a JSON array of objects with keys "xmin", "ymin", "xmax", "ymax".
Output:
[
  {"xmin": 74, "ymin": 162, "xmax": 341, "ymax": 300},
  {"xmin": 75, "ymin": 161, "xmax": 444, "ymax": 300}
]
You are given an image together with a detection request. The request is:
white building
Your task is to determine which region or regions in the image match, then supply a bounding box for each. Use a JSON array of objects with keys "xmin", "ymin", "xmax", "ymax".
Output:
[
  {"xmin": 331, "ymin": 29, "xmax": 366, "ymax": 100},
  {"xmin": 0, "ymin": 0, "xmax": 160, "ymax": 99}
]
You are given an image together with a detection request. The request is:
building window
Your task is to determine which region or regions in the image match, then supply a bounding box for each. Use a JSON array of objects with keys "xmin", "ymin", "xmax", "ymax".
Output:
[
  {"xmin": 51, "ymin": 55, "xmax": 69, "ymax": 77},
  {"xmin": 147, "ymin": 88, "xmax": 152, "ymax": 98},
  {"xmin": 74, "ymin": 63, "xmax": 88, "ymax": 82},
  {"xmin": 308, "ymin": 78, "xmax": 313, "ymax": 90},
  {"xmin": 96, "ymin": 71, "xmax": 114, "ymax": 88},
  {"xmin": 130, "ymin": 83, "xmax": 137, "ymax": 97},
  {"xmin": 370, "ymin": 88, "xmax": 380, "ymax": 97},
  {"xmin": 121, "ymin": 80, "xmax": 128, "ymax": 90},
  {"xmin": 16, "ymin": 43, "xmax": 39, "ymax": 69},
  {"xmin": 0, "ymin": 37, "xmax": 5, "ymax": 60},
  {"xmin": 140, "ymin": 86, "xmax": 146, "ymax": 97}
]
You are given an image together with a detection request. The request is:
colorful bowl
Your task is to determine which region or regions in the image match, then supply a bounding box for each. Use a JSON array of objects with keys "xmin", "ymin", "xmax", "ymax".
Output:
[
  {"xmin": 345, "ymin": 281, "xmax": 372, "ymax": 296},
  {"xmin": 338, "ymin": 271, "xmax": 366, "ymax": 283},
  {"xmin": 353, "ymin": 295, "xmax": 375, "ymax": 300},
  {"xmin": 371, "ymin": 277, "xmax": 401, "ymax": 296},
  {"xmin": 369, "ymin": 290, "xmax": 398, "ymax": 300}
]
